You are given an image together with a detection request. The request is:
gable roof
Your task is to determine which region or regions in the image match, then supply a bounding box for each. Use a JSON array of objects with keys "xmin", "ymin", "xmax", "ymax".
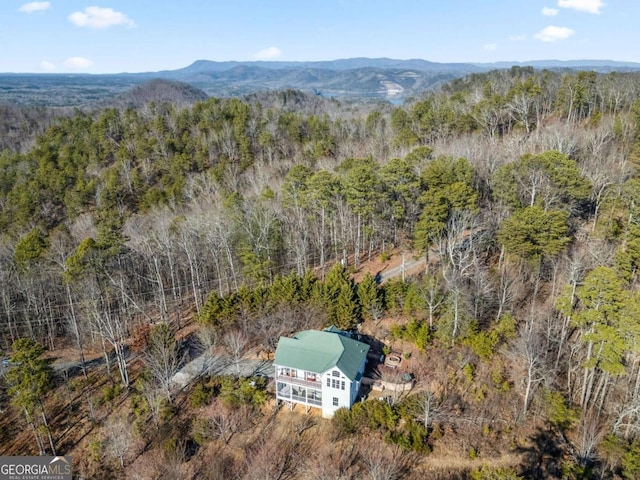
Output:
[
  {"xmin": 323, "ymin": 325, "xmax": 345, "ymax": 335},
  {"xmin": 274, "ymin": 328, "xmax": 370, "ymax": 381}
]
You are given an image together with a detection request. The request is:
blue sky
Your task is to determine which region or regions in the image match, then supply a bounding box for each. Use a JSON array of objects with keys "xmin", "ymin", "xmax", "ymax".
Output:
[{"xmin": 2, "ymin": 0, "xmax": 638, "ymax": 73}]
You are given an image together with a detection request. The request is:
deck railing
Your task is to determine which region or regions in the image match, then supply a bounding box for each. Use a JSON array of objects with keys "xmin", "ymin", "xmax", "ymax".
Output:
[
  {"xmin": 291, "ymin": 394, "xmax": 322, "ymax": 406},
  {"xmin": 275, "ymin": 374, "xmax": 321, "ymax": 388},
  {"xmin": 277, "ymin": 385, "xmax": 323, "ymax": 407}
]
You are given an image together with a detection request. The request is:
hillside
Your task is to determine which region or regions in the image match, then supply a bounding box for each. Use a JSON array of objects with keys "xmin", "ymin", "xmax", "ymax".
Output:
[
  {"xmin": 3, "ymin": 67, "xmax": 640, "ymax": 478},
  {"xmin": 101, "ymin": 79, "xmax": 209, "ymax": 109}
]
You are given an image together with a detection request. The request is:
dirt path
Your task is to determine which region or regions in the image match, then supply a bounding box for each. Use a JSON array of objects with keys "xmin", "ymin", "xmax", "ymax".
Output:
[
  {"xmin": 350, "ymin": 250, "xmax": 427, "ymax": 285},
  {"xmin": 378, "ymin": 254, "xmax": 426, "ymax": 283}
]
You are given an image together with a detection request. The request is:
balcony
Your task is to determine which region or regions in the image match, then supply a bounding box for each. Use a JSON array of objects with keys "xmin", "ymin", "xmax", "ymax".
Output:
[
  {"xmin": 277, "ymin": 382, "xmax": 323, "ymax": 407},
  {"xmin": 275, "ymin": 374, "xmax": 321, "ymax": 388}
]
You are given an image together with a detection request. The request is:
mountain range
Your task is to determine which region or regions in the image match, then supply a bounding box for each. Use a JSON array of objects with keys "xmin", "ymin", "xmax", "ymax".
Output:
[{"xmin": 2, "ymin": 57, "xmax": 640, "ymax": 106}]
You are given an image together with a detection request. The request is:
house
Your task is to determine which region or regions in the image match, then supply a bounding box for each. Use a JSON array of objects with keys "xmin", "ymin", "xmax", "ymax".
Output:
[{"xmin": 274, "ymin": 326, "xmax": 370, "ymax": 417}]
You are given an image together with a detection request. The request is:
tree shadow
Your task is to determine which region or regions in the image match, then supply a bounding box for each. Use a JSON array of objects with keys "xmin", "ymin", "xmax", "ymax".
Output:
[{"xmin": 516, "ymin": 427, "xmax": 567, "ymax": 479}]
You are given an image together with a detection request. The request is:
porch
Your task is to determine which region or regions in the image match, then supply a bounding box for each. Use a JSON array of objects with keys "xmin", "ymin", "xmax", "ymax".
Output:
[{"xmin": 276, "ymin": 381, "xmax": 322, "ymax": 407}]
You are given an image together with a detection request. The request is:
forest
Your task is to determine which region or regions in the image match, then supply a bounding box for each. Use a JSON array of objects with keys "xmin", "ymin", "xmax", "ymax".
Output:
[{"xmin": 2, "ymin": 66, "xmax": 640, "ymax": 478}]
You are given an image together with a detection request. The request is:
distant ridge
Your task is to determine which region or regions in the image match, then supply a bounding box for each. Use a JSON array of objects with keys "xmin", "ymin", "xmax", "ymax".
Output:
[
  {"xmin": 144, "ymin": 58, "xmax": 479, "ymax": 100},
  {"xmin": 2, "ymin": 57, "xmax": 640, "ymax": 106},
  {"xmin": 146, "ymin": 57, "xmax": 640, "ymax": 99},
  {"xmin": 162, "ymin": 57, "xmax": 479, "ymax": 75},
  {"xmin": 147, "ymin": 58, "xmax": 483, "ymax": 99},
  {"xmin": 474, "ymin": 59, "xmax": 640, "ymax": 70},
  {"xmin": 161, "ymin": 57, "xmax": 640, "ymax": 76}
]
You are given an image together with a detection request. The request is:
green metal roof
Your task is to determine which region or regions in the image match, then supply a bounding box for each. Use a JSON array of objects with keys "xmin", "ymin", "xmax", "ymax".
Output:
[
  {"xmin": 274, "ymin": 328, "xmax": 370, "ymax": 381},
  {"xmin": 323, "ymin": 325, "xmax": 344, "ymax": 334}
]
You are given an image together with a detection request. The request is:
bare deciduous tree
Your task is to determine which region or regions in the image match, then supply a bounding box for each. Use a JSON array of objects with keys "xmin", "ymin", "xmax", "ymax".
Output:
[
  {"xmin": 90, "ymin": 303, "xmax": 130, "ymax": 388},
  {"xmin": 573, "ymin": 410, "xmax": 606, "ymax": 468},
  {"xmin": 196, "ymin": 399, "xmax": 249, "ymax": 445},
  {"xmin": 302, "ymin": 440, "xmax": 359, "ymax": 480},
  {"xmin": 144, "ymin": 322, "xmax": 181, "ymax": 402},
  {"xmin": 138, "ymin": 375, "xmax": 163, "ymax": 429},
  {"xmin": 403, "ymin": 385, "xmax": 451, "ymax": 429},
  {"xmin": 241, "ymin": 429, "xmax": 308, "ymax": 480},
  {"xmin": 507, "ymin": 328, "xmax": 548, "ymax": 419},
  {"xmin": 359, "ymin": 439, "xmax": 415, "ymax": 480},
  {"xmin": 104, "ymin": 414, "xmax": 134, "ymax": 468},
  {"xmin": 224, "ymin": 329, "xmax": 248, "ymax": 374}
]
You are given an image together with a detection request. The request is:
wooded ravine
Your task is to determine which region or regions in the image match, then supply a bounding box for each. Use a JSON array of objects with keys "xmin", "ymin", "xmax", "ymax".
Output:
[{"xmin": 3, "ymin": 67, "xmax": 640, "ymax": 479}]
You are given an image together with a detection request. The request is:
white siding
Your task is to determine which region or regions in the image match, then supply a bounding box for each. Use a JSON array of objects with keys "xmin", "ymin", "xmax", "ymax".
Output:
[
  {"xmin": 274, "ymin": 364, "xmax": 323, "ymax": 408},
  {"xmin": 274, "ymin": 354, "xmax": 367, "ymax": 418},
  {"xmin": 320, "ymin": 368, "xmax": 352, "ymax": 417},
  {"xmin": 350, "ymin": 354, "xmax": 367, "ymax": 403}
]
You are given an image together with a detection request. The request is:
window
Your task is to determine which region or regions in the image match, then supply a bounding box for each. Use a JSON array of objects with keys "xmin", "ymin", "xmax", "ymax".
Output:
[
  {"xmin": 341, "ymin": 381, "xmax": 345, "ymax": 390},
  {"xmin": 333, "ymin": 397, "xmax": 339, "ymax": 406},
  {"xmin": 332, "ymin": 371, "xmax": 340, "ymax": 377},
  {"xmin": 326, "ymin": 377, "xmax": 330, "ymax": 387},
  {"xmin": 276, "ymin": 382, "xmax": 290, "ymax": 399},
  {"xmin": 309, "ymin": 390, "xmax": 322, "ymax": 403},
  {"xmin": 331, "ymin": 379, "xmax": 340, "ymax": 389},
  {"xmin": 292, "ymin": 386, "xmax": 306, "ymax": 400}
]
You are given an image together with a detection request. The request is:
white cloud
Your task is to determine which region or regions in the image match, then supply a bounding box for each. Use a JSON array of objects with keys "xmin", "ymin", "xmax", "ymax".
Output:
[
  {"xmin": 69, "ymin": 6, "xmax": 135, "ymax": 29},
  {"xmin": 509, "ymin": 34, "xmax": 527, "ymax": 41},
  {"xmin": 40, "ymin": 60, "xmax": 56, "ymax": 71},
  {"xmin": 483, "ymin": 43, "xmax": 497, "ymax": 51},
  {"xmin": 557, "ymin": 0, "xmax": 605, "ymax": 14},
  {"xmin": 542, "ymin": 7, "xmax": 559, "ymax": 16},
  {"xmin": 534, "ymin": 25, "xmax": 575, "ymax": 42},
  {"xmin": 253, "ymin": 46, "xmax": 282, "ymax": 60},
  {"xmin": 18, "ymin": 2, "xmax": 50, "ymax": 13},
  {"xmin": 63, "ymin": 57, "xmax": 94, "ymax": 69}
]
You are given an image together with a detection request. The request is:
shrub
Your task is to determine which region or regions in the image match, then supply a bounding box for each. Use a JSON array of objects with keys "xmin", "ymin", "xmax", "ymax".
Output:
[
  {"xmin": 191, "ymin": 418, "xmax": 212, "ymax": 446},
  {"xmin": 491, "ymin": 368, "xmax": 511, "ymax": 392},
  {"xmin": 159, "ymin": 398, "xmax": 176, "ymax": 423},
  {"xmin": 219, "ymin": 376, "xmax": 267, "ymax": 408},
  {"xmin": 190, "ymin": 382, "xmax": 215, "ymax": 408},
  {"xmin": 101, "ymin": 384, "xmax": 123, "ymax": 404},
  {"xmin": 622, "ymin": 440, "xmax": 640, "ymax": 479},
  {"xmin": 331, "ymin": 407, "xmax": 357, "ymax": 439},
  {"xmin": 389, "ymin": 419, "xmax": 431, "ymax": 453},
  {"xmin": 542, "ymin": 389, "xmax": 577, "ymax": 431},
  {"xmin": 469, "ymin": 447, "xmax": 478, "ymax": 459},
  {"xmin": 464, "ymin": 330, "xmax": 494, "ymax": 361},
  {"xmin": 464, "ymin": 314, "xmax": 516, "ymax": 361},
  {"xmin": 462, "ymin": 363, "xmax": 476, "ymax": 383},
  {"xmin": 389, "ymin": 318, "xmax": 430, "ymax": 351},
  {"xmin": 130, "ymin": 392, "xmax": 150, "ymax": 419}
]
